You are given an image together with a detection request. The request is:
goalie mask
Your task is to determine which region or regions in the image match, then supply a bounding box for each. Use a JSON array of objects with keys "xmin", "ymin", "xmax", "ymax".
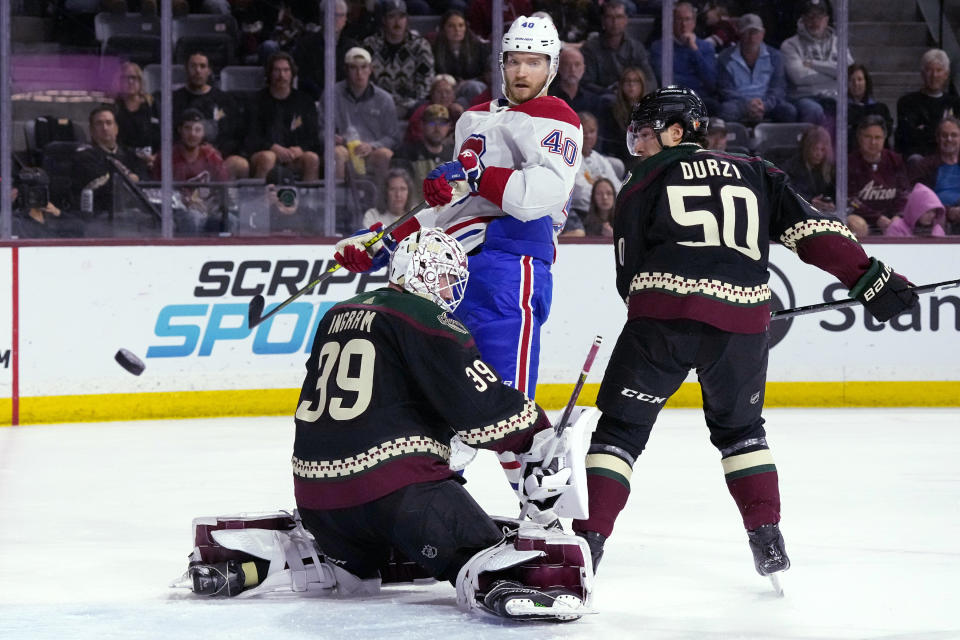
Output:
[
  {"xmin": 389, "ymin": 228, "xmax": 469, "ymax": 313},
  {"xmin": 500, "ymin": 15, "xmax": 561, "ymax": 102},
  {"xmin": 627, "ymin": 85, "xmax": 708, "ymax": 155}
]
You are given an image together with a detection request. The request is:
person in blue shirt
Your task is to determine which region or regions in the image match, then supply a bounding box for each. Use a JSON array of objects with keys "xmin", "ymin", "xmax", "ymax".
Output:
[{"xmin": 650, "ymin": 2, "xmax": 719, "ymax": 114}]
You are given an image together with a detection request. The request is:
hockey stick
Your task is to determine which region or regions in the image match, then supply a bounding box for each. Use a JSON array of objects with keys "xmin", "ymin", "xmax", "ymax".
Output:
[
  {"xmin": 771, "ymin": 278, "xmax": 960, "ymax": 321},
  {"xmin": 247, "ymin": 200, "xmax": 430, "ymax": 329},
  {"xmin": 518, "ymin": 335, "xmax": 603, "ymax": 521}
]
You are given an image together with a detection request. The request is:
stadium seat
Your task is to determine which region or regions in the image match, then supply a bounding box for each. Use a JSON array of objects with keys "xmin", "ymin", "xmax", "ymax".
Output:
[
  {"xmin": 143, "ymin": 64, "xmax": 187, "ymax": 93},
  {"xmin": 626, "ymin": 17, "xmax": 655, "ymax": 43},
  {"xmin": 24, "ymin": 117, "xmax": 86, "ymax": 166},
  {"xmin": 95, "ymin": 12, "xmax": 161, "ymax": 67},
  {"xmin": 173, "ymin": 14, "xmax": 238, "ymax": 69},
  {"xmin": 723, "ymin": 121, "xmax": 752, "ymax": 153},
  {"xmin": 219, "ymin": 66, "xmax": 265, "ymax": 93},
  {"xmin": 752, "ymin": 122, "xmax": 811, "ymax": 155},
  {"xmin": 40, "ymin": 140, "xmax": 83, "ymax": 210},
  {"xmin": 407, "ymin": 15, "xmax": 442, "ymax": 37}
]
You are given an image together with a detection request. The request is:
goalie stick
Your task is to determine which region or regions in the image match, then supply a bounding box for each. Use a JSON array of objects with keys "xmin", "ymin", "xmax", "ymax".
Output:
[
  {"xmin": 519, "ymin": 335, "xmax": 603, "ymax": 521},
  {"xmin": 771, "ymin": 278, "xmax": 960, "ymax": 321},
  {"xmin": 247, "ymin": 200, "xmax": 430, "ymax": 328}
]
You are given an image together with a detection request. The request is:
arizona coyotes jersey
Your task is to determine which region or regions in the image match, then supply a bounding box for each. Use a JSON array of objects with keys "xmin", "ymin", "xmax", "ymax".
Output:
[
  {"xmin": 615, "ymin": 143, "xmax": 874, "ymax": 334},
  {"xmin": 292, "ymin": 288, "xmax": 548, "ymax": 510},
  {"xmin": 419, "ymin": 96, "xmax": 583, "ymax": 262}
]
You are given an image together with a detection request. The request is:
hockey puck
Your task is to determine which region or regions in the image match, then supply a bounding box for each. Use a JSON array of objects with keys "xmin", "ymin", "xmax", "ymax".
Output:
[{"xmin": 115, "ymin": 348, "xmax": 146, "ymax": 376}]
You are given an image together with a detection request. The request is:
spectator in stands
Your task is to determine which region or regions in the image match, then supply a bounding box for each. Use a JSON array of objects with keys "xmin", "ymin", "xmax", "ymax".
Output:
[
  {"xmin": 362, "ymin": 0, "xmax": 436, "ymax": 118},
  {"xmin": 153, "ymin": 108, "xmax": 230, "ymax": 234},
  {"xmin": 701, "ymin": 1, "xmax": 738, "ymax": 51},
  {"xmin": 705, "ymin": 116, "xmax": 729, "ymax": 151},
  {"xmin": 9, "ymin": 170, "xmax": 80, "ymax": 238},
  {"xmin": 113, "ymin": 62, "xmax": 159, "ymax": 171},
  {"xmin": 72, "ymin": 106, "xmax": 149, "ymax": 219},
  {"xmin": 173, "ymin": 52, "xmax": 249, "ymax": 180},
  {"xmin": 884, "ymin": 183, "xmax": 947, "ymax": 237},
  {"xmin": 294, "ymin": 0, "xmax": 359, "ymax": 100},
  {"xmin": 598, "ymin": 66, "xmax": 648, "ymax": 168},
  {"xmin": 781, "ymin": 0, "xmax": 852, "ymax": 126},
  {"xmin": 581, "ymin": 0, "xmax": 657, "ymax": 96},
  {"xmin": 259, "ymin": 3, "xmax": 309, "ymax": 63},
  {"xmin": 328, "ymin": 46, "xmax": 398, "ymax": 183},
  {"xmin": 465, "ymin": 0, "xmax": 534, "ymax": 40},
  {"xmin": 361, "ymin": 167, "xmax": 416, "ymax": 228},
  {"xmin": 847, "ymin": 63, "xmax": 893, "ymax": 150},
  {"xmin": 781, "ymin": 124, "xmax": 836, "ymax": 213},
  {"xmin": 717, "ymin": 14, "xmax": 796, "ymax": 124},
  {"xmin": 896, "ymin": 49, "xmax": 960, "ymax": 162},
  {"xmin": 571, "ymin": 110, "xmax": 621, "ymax": 219},
  {"xmin": 650, "ymin": 2, "xmax": 719, "ymax": 114},
  {"xmin": 847, "ymin": 115, "xmax": 911, "ymax": 238},
  {"xmin": 404, "ymin": 74, "xmax": 464, "ymax": 144},
  {"xmin": 246, "ymin": 52, "xmax": 321, "ymax": 181},
  {"xmin": 393, "ymin": 103, "xmax": 455, "ymax": 198},
  {"xmin": 431, "ymin": 9, "xmax": 491, "ymax": 105},
  {"xmin": 582, "ymin": 177, "xmax": 617, "ymax": 237},
  {"xmin": 548, "ymin": 47, "xmax": 602, "ymax": 115},
  {"xmin": 909, "ymin": 116, "xmax": 960, "ymax": 234}
]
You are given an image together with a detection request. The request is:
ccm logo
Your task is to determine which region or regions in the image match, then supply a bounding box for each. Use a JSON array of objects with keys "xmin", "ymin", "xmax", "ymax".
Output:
[
  {"xmin": 863, "ymin": 264, "xmax": 892, "ymax": 301},
  {"xmin": 621, "ymin": 388, "xmax": 667, "ymax": 403}
]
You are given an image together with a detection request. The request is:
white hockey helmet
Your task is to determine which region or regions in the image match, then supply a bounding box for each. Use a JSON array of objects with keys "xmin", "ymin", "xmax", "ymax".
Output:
[
  {"xmin": 389, "ymin": 227, "xmax": 469, "ymax": 312},
  {"xmin": 500, "ymin": 15, "xmax": 561, "ymax": 102}
]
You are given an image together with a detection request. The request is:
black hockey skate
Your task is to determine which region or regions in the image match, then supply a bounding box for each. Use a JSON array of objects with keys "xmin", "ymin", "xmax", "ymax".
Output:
[
  {"xmin": 747, "ymin": 523, "xmax": 790, "ymax": 576},
  {"xmin": 188, "ymin": 561, "xmax": 248, "ymax": 597},
  {"xmin": 575, "ymin": 530, "xmax": 607, "ymax": 573},
  {"xmin": 482, "ymin": 580, "xmax": 585, "ymax": 622}
]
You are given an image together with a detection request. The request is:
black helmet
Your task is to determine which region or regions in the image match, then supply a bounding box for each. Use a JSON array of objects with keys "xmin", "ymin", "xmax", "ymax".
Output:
[{"xmin": 627, "ymin": 85, "xmax": 708, "ymax": 155}]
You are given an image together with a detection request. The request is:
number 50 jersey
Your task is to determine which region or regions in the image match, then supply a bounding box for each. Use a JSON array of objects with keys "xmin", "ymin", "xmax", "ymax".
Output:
[
  {"xmin": 614, "ymin": 143, "xmax": 873, "ymax": 334},
  {"xmin": 292, "ymin": 288, "xmax": 548, "ymax": 511}
]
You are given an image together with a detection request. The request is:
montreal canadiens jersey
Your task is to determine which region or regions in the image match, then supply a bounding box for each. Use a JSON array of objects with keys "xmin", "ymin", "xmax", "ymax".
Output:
[
  {"xmin": 615, "ymin": 143, "xmax": 873, "ymax": 334},
  {"xmin": 292, "ymin": 288, "xmax": 548, "ymax": 510},
  {"xmin": 419, "ymin": 96, "xmax": 583, "ymax": 261}
]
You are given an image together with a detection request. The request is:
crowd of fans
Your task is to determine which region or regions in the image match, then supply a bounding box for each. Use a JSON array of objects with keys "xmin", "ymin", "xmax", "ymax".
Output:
[{"xmin": 6, "ymin": 0, "xmax": 960, "ymax": 239}]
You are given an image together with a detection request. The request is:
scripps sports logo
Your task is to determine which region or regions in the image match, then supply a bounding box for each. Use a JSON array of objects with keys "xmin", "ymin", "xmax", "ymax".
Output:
[{"xmin": 767, "ymin": 263, "xmax": 795, "ymax": 349}]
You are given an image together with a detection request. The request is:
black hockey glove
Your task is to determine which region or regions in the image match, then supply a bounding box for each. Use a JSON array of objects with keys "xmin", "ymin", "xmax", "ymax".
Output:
[{"xmin": 850, "ymin": 258, "xmax": 918, "ymax": 322}]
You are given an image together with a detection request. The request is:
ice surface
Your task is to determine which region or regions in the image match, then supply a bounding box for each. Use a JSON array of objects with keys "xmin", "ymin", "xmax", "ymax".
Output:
[{"xmin": 1, "ymin": 408, "xmax": 958, "ymax": 639}]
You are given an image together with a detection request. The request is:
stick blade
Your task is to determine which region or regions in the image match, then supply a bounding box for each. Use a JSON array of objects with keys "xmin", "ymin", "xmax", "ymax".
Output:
[{"xmin": 248, "ymin": 295, "xmax": 266, "ymax": 329}]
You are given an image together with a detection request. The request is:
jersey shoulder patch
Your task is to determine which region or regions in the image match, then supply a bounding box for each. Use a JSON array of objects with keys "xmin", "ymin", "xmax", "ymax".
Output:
[
  {"xmin": 508, "ymin": 96, "xmax": 580, "ymax": 129},
  {"xmin": 437, "ymin": 312, "xmax": 469, "ymax": 334},
  {"xmin": 361, "ymin": 289, "xmax": 475, "ymax": 345}
]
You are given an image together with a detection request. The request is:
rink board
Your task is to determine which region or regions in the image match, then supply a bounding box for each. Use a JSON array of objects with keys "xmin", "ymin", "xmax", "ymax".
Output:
[{"xmin": 1, "ymin": 242, "xmax": 958, "ymax": 425}]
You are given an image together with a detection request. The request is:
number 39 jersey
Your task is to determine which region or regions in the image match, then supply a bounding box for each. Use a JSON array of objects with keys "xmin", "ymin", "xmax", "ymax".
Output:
[
  {"xmin": 420, "ymin": 96, "xmax": 582, "ymax": 262},
  {"xmin": 615, "ymin": 143, "xmax": 873, "ymax": 334},
  {"xmin": 292, "ymin": 287, "xmax": 548, "ymax": 510}
]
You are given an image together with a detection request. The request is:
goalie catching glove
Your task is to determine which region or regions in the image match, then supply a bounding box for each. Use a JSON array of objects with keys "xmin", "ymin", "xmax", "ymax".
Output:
[
  {"xmin": 333, "ymin": 217, "xmax": 421, "ymax": 273},
  {"xmin": 423, "ymin": 149, "xmax": 483, "ymax": 208},
  {"xmin": 850, "ymin": 258, "xmax": 918, "ymax": 322}
]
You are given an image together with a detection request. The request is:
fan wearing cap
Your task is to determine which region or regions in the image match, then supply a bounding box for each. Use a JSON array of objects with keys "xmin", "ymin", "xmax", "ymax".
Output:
[
  {"xmin": 152, "ymin": 108, "xmax": 230, "ymax": 233},
  {"xmin": 361, "ymin": 0, "xmax": 436, "ymax": 118},
  {"xmin": 327, "ymin": 46, "xmax": 398, "ymax": 184},
  {"xmin": 716, "ymin": 13, "xmax": 798, "ymax": 124},
  {"xmin": 780, "ymin": 0, "xmax": 853, "ymax": 126},
  {"xmin": 393, "ymin": 103, "xmax": 456, "ymax": 195},
  {"xmin": 335, "ymin": 15, "xmax": 582, "ymax": 409}
]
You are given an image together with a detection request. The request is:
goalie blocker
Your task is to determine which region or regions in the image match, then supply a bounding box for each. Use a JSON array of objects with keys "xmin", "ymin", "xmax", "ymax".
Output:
[{"xmin": 172, "ymin": 511, "xmax": 594, "ymax": 622}]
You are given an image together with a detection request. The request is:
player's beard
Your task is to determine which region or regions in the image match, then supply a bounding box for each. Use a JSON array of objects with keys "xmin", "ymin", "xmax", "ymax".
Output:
[{"xmin": 506, "ymin": 78, "xmax": 548, "ymax": 104}]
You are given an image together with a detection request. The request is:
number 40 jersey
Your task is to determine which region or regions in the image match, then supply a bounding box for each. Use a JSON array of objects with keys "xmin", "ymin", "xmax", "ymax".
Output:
[
  {"xmin": 614, "ymin": 143, "xmax": 874, "ymax": 334},
  {"xmin": 292, "ymin": 288, "xmax": 548, "ymax": 511}
]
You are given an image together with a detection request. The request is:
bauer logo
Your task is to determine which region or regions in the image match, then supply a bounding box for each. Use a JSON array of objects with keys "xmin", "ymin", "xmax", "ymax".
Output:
[{"xmin": 767, "ymin": 263, "xmax": 796, "ymax": 349}]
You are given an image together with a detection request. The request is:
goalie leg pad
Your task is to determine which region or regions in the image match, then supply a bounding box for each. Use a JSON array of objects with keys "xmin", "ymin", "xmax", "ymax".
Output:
[{"xmin": 456, "ymin": 519, "xmax": 594, "ymax": 621}]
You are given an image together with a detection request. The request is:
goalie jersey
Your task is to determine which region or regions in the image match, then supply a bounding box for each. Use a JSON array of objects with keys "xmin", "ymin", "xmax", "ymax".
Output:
[
  {"xmin": 420, "ymin": 96, "xmax": 582, "ymax": 262},
  {"xmin": 292, "ymin": 288, "xmax": 549, "ymax": 510},
  {"xmin": 614, "ymin": 143, "xmax": 874, "ymax": 334}
]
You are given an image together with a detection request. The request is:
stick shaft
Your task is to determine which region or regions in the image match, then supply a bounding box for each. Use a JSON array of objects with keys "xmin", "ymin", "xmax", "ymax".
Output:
[
  {"xmin": 771, "ymin": 279, "xmax": 960, "ymax": 321},
  {"xmin": 248, "ymin": 201, "xmax": 429, "ymax": 327}
]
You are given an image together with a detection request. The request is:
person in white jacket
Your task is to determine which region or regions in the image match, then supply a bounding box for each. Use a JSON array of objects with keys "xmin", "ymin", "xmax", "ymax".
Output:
[{"xmin": 780, "ymin": 0, "xmax": 853, "ymax": 125}]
